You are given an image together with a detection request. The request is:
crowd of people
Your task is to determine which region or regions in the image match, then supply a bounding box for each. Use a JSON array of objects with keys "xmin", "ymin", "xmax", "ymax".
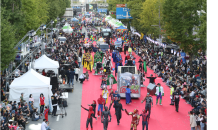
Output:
[{"xmin": 1, "ymin": 12, "xmax": 207, "ymax": 130}]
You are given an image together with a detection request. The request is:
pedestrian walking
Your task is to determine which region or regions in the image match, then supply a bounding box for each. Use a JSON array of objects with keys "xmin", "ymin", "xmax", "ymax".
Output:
[
  {"xmin": 125, "ymin": 85, "xmax": 131, "ymax": 104},
  {"xmin": 114, "ymin": 100, "xmax": 124, "ymax": 125}
]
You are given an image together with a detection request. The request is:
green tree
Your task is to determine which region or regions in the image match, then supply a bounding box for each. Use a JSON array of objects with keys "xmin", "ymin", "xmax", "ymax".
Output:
[
  {"xmin": 197, "ymin": 0, "xmax": 206, "ymax": 54},
  {"xmin": 139, "ymin": 0, "xmax": 164, "ymax": 37},
  {"xmin": 36, "ymin": 0, "xmax": 49, "ymax": 25},
  {"xmin": 1, "ymin": 8, "xmax": 17, "ymax": 70},
  {"xmin": 21, "ymin": 0, "xmax": 40, "ymax": 33},
  {"xmin": 162, "ymin": 0, "xmax": 205, "ymax": 70},
  {"xmin": 1, "ymin": 0, "xmax": 26, "ymax": 40}
]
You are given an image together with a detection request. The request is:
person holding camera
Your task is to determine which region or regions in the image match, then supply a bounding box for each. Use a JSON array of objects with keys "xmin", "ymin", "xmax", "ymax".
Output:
[{"xmin": 41, "ymin": 119, "xmax": 51, "ymax": 130}]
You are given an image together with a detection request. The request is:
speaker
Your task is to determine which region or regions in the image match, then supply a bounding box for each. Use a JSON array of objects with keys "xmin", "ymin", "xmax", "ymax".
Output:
[{"xmin": 147, "ymin": 83, "xmax": 156, "ymax": 95}]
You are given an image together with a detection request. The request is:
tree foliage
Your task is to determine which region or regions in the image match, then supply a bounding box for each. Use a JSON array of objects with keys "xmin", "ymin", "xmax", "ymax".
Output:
[{"xmin": 1, "ymin": 8, "xmax": 17, "ymax": 70}]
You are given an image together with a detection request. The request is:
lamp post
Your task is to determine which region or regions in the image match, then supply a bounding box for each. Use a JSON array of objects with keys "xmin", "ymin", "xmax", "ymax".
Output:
[
  {"xmin": 28, "ymin": 30, "xmax": 36, "ymax": 68},
  {"xmin": 40, "ymin": 24, "xmax": 46, "ymax": 55}
]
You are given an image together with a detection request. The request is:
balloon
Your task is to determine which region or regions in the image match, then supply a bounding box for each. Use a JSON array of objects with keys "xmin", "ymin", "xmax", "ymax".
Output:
[
  {"xmin": 112, "ymin": 68, "xmax": 115, "ymax": 71},
  {"xmin": 104, "ymin": 69, "xmax": 106, "ymax": 72}
]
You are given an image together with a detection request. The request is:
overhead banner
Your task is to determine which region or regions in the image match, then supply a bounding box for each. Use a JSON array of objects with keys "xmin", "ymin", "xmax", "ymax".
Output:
[
  {"xmin": 116, "ymin": 4, "xmax": 133, "ymax": 19},
  {"xmin": 86, "ymin": 4, "xmax": 97, "ymax": 12}
]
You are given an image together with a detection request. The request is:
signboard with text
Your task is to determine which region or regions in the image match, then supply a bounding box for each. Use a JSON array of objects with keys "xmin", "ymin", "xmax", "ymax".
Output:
[{"xmin": 116, "ymin": 6, "xmax": 133, "ymax": 19}]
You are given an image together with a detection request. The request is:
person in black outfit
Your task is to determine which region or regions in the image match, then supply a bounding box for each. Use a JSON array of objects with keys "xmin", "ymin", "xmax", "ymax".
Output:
[
  {"xmin": 146, "ymin": 74, "xmax": 157, "ymax": 84},
  {"xmin": 81, "ymin": 105, "xmax": 97, "ymax": 130},
  {"xmin": 51, "ymin": 93, "xmax": 59, "ymax": 116},
  {"xmin": 173, "ymin": 88, "xmax": 182, "ymax": 112},
  {"xmin": 114, "ymin": 100, "xmax": 124, "ymax": 125},
  {"xmin": 101, "ymin": 106, "xmax": 112, "ymax": 130},
  {"xmin": 88, "ymin": 100, "xmax": 97, "ymax": 119},
  {"xmin": 66, "ymin": 68, "xmax": 71, "ymax": 84}
]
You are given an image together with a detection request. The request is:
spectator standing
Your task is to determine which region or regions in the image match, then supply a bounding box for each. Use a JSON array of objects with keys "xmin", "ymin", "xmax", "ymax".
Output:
[
  {"xmin": 51, "ymin": 93, "xmax": 59, "ymax": 116},
  {"xmin": 69, "ymin": 68, "xmax": 75, "ymax": 86},
  {"xmin": 29, "ymin": 94, "xmax": 34, "ymax": 104},
  {"xmin": 78, "ymin": 56, "xmax": 82, "ymax": 68},
  {"xmin": 75, "ymin": 67, "xmax": 80, "ymax": 82},
  {"xmin": 20, "ymin": 93, "xmax": 25, "ymax": 104},
  {"xmin": 189, "ymin": 111, "xmax": 197, "ymax": 130},
  {"xmin": 39, "ymin": 94, "xmax": 45, "ymax": 115}
]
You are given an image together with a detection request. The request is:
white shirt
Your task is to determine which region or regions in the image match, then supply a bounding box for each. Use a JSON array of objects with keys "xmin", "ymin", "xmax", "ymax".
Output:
[
  {"xmin": 79, "ymin": 74, "xmax": 85, "ymax": 79},
  {"xmin": 102, "ymin": 90, "xmax": 108, "ymax": 98},
  {"xmin": 78, "ymin": 57, "xmax": 81, "ymax": 62},
  {"xmin": 41, "ymin": 122, "xmax": 47, "ymax": 130},
  {"xmin": 75, "ymin": 68, "xmax": 80, "ymax": 74}
]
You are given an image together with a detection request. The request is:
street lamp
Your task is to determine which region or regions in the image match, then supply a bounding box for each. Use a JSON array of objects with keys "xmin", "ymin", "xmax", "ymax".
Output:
[{"xmin": 40, "ymin": 24, "xmax": 46, "ymax": 55}]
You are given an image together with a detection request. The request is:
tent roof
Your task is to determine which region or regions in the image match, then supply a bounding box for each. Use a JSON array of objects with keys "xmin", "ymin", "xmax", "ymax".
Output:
[
  {"xmin": 34, "ymin": 55, "xmax": 59, "ymax": 69},
  {"xmin": 10, "ymin": 69, "xmax": 50, "ymax": 88},
  {"xmin": 116, "ymin": 25, "xmax": 127, "ymax": 30}
]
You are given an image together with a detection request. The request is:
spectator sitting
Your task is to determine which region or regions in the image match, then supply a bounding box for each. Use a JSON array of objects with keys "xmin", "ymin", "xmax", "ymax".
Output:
[{"xmin": 32, "ymin": 109, "xmax": 41, "ymax": 121}]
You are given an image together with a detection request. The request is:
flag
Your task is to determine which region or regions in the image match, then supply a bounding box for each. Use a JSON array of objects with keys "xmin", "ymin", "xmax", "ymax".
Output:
[
  {"xmin": 143, "ymin": 61, "xmax": 147, "ymax": 73},
  {"xmin": 140, "ymin": 33, "xmax": 144, "ymax": 40}
]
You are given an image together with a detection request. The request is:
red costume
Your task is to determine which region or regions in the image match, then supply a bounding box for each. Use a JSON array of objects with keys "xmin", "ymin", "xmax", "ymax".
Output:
[
  {"xmin": 81, "ymin": 105, "xmax": 96, "ymax": 130},
  {"xmin": 125, "ymin": 109, "xmax": 140, "ymax": 130},
  {"xmin": 97, "ymin": 95, "xmax": 105, "ymax": 116},
  {"xmin": 44, "ymin": 108, "xmax": 49, "ymax": 121}
]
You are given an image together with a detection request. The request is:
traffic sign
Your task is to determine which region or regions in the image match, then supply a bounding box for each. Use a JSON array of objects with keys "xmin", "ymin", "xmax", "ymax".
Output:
[
  {"xmin": 116, "ymin": 4, "xmax": 126, "ymax": 7},
  {"xmin": 116, "ymin": 7, "xmax": 133, "ymax": 19}
]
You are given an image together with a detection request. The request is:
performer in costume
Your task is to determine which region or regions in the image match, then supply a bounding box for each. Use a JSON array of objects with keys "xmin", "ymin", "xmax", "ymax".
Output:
[
  {"xmin": 125, "ymin": 109, "xmax": 140, "ymax": 130},
  {"xmin": 114, "ymin": 100, "xmax": 124, "ymax": 125},
  {"xmin": 88, "ymin": 100, "xmax": 97, "ymax": 119},
  {"xmin": 81, "ymin": 105, "xmax": 97, "ymax": 130},
  {"xmin": 106, "ymin": 72, "xmax": 117, "ymax": 89},
  {"xmin": 86, "ymin": 51, "xmax": 94, "ymax": 72},
  {"xmin": 155, "ymin": 83, "xmax": 164, "ymax": 105},
  {"xmin": 109, "ymin": 90, "xmax": 114, "ymax": 110},
  {"xmin": 170, "ymin": 85, "xmax": 175, "ymax": 105},
  {"xmin": 140, "ymin": 109, "xmax": 149, "ymax": 130},
  {"xmin": 44, "ymin": 106, "xmax": 49, "ymax": 121},
  {"xmin": 141, "ymin": 93, "xmax": 153, "ymax": 118},
  {"xmin": 172, "ymin": 88, "xmax": 182, "ymax": 112},
  {"xmin": 97, "ymin": 95, "xmax": 105, "ymax": 117},
  {"xmin": 101, "ymin": 106, "xmax": 111, "ymax": 130}
]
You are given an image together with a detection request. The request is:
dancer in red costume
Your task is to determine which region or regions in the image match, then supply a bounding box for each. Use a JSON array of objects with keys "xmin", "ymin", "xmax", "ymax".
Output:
[
  {"xmin": 81, "ymin": 105, "xmax": 97, "ymax": 130},
  {"xmin": 125, "ymin": 109, "xmax": 140, "ymax": 130},
  {"xmin": 97, "ymin": 95, "xmax": 105, "ymax": 117}
]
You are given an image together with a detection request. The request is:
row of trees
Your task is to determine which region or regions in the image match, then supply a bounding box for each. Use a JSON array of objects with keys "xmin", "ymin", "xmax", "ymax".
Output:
[
  {"xmin": 107, "ymin": 0, "xmax": 206, "ymax": 67},
  {"xmin": 1, "ymin": 0, "xmax": 71, "ymax": 70}
]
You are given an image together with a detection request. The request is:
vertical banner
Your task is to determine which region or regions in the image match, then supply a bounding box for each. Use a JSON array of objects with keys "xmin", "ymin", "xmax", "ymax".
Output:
[{"xmin": 180, "ymin": 52, "xmax": 186, "ymax": 64}]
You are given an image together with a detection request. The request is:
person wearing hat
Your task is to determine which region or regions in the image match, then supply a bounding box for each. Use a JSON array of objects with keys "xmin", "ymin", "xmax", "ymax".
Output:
[
  {"xmin": 172, "ymin": 88, "xmax": 182, "ymax": 112},
  {"xmin": 113, "ymin": 91, "xmax": 121, "ymax": 114},
  {"xmin": 155, "ymin": 83, "xmax": 164, "ymax": 105},
  {"xmin": 141, "ymin": 93, "xmax": 153, "ymax": 118}
]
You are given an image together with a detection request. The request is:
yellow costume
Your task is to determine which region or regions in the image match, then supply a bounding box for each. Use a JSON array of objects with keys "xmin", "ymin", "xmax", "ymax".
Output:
[{"xmin": 86, "ymin": 53, "xmax": 93, "ymax": 71}]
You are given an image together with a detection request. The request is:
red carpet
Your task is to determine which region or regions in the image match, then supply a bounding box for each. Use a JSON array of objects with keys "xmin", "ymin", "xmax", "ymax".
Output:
[{"xmin": 80, "ymin": 39, "xmax": 192, "ymax": 130}]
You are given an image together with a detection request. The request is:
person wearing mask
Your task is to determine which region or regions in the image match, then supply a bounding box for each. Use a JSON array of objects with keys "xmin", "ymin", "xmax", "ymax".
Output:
[
  {"xmin": 140, "ymin": 109, "xmax": 149, "ymax": 130},
  {"xmin": 81, "ymin": 105, "xmax": 97, "ymax": 130},
  {"xmin": 97, "ymin": 95, "xmax": 105, "ymax": 117},
  {"xmin": 114, "ymin": 100, "xmax": 124, "ymax": 125},
  {"xmin": 39, "ymin": 93, "xmax": 45, "ymax": 115},
  {"xmin": 113, "ymin": 91, "xmax": 121, "ymax": 113},
  {"xmin": 125, "ymin": 85, "xmax": 131, "ymax": 104},
  {"xmin": 141, "ymin": 93, "xmax": 153, "ymax": 118},
  {"xmin": 101, "ymin": 106, "xmax": 112, "ymax": 130},
  {"xmin": 51, "ymin": 93, "xmax": 59, "ymax": 116},
  {"xmin": 155, "ymin": 83, "xmax": 164, "ymax": 105},
  {"xmin": 74, "ymin": 67, "xmax": 80, "ymax": 82}
]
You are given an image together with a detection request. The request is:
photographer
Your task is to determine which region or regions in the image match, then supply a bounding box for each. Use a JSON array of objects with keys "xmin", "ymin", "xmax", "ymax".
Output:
[{"xmin": 41, "ymin": 119, "xmax": 51, "ymax": 130}]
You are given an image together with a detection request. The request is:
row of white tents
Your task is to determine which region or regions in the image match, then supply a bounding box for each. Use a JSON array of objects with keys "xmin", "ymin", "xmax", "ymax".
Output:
[{"xmin": 9, "ymin": 55, "xmax": 59, "ymax": 111}]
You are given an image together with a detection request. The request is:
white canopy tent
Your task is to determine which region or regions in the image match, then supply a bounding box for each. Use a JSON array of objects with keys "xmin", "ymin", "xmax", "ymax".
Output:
[
  {"xmin": 34, "ymin": 54, "xmax": 59, "ymax": 74},
  {"xmin": 9, "ymin": 69, "xmax": 53, "ymax": 111}
]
